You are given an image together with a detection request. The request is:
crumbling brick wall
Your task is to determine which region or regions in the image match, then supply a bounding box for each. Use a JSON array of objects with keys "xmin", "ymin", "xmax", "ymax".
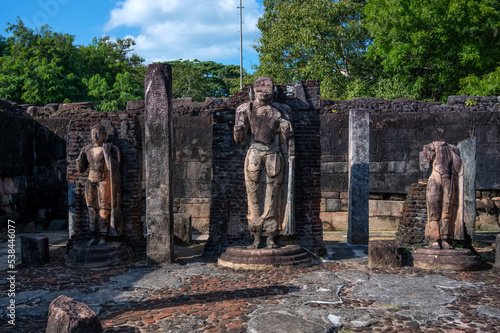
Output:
[
  {"xmin": 66, "ymin": 112, "xmax": 144, "ymax": 253},
  {"xmin": 395, "ymin": 180, "xmax": 428, "ymax": 247}
]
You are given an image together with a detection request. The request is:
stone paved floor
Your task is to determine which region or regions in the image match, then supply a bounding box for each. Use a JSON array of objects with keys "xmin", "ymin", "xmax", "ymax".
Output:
[{"xmin": 0, "ymin": 232, "xmax": 499, "ymax": 332}]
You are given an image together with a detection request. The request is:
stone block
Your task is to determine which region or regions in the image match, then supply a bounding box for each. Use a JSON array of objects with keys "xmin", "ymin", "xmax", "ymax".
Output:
[
  {"xmin": 322, "ymin": 191, "xmax": 340, "ymax": 199},
  {"xmin": 178, "ymin": 203, "xmax": 211, "ymax": 218},
  {"xmin": 326, "ymin": 199, "xmax": 341, "ymax": 212},
  {"xmin": 21, "ymin": 234, "xmax": 49, "ymax": 266},
  {"xmin": 321, "ymin": 162, "xmax": 348, "ymax": 174},
  {"xmin": 368, "ymin": 240, "xmax": 402, "ymax": 268},
  {"xmin": 321, "ymin": 174, "xmax": 348, "ymax": 192},
  {"xmin": 369, "ymin": 216, "xmax": 401, "ymax": 231},
  {"xmin": 369, "ymin": 200, "xmax": 404, "ymax": 217},
  {"xmin": 174, "ymin": 213, "xmax": 192, "ymax": 244},
  {"xmin": 191, "ymin": 217, "xmax": 210, "ymax": 234},
  {"xmin": 320, "ymin": 212, "xmax": 348, "ymax": 231},
  {"xmin": 46, "ymin": 295, "xmax": 102, "ymax": 333},
  {"xmin": 320, "ymin": 198, "xmax": 326, "ymax": 212}
]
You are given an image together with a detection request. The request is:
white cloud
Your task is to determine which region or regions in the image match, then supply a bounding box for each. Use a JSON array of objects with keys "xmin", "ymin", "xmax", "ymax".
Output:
[{"xmin": 104, "ymin": 0, "xmax": 263, "ymax": 67}]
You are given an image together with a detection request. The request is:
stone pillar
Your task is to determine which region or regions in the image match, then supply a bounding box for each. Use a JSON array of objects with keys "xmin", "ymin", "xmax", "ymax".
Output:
[
  {"xmin": 457, "ymin": 137, "xmax": 476, "ymax": 243},
  {"xmin": 347, "ymin": 109, "xmax": 370, "ymax": 245},
  {"xmin": 144, "ymin": 64, "xmax": 174, "ymax": 264},
  {"xmin": 496, "ymin": 234, "xmax": 500, "ymax": 269}
]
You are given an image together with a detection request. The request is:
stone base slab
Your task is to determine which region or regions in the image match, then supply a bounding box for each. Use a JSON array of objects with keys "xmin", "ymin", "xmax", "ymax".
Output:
[
  {"xmin": 66, "ymin": 241, "xmax": 133, "ymax": 267},
  {"xmin": 413, "ymin": 247, "xmax": 481, "ymax": 271},
  {"xmin": 218, "ymin": 245, "xmax": 314, "ymax": 270}
]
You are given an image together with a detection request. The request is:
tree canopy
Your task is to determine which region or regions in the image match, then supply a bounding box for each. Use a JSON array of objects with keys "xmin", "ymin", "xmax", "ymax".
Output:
[
  {"xmin": 365, "ymin": 0, "xmax": 500, "ymax": 101},
  {"xmin": 0, "ymin": 18, "xmax": 145, "ymax": 110},
  {"xmin": 255, "ymin": 0, "xmax": 374, "ymax": 100},
  {"xmin": 0, "ymin": 19, "xmax": 250, "ymax": 109},
  {"xmin": 168, "ymin": 59, "xmax": 250, "ymax": 102},
  {"xmin": 255, "ymin": 0, "xmax": 500, "ymax": 101}
]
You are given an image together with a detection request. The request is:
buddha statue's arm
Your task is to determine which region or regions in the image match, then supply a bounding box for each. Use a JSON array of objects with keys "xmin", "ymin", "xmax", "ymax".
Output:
[
  {"xmin": 76, "ymin": 145, "xmax": 89, "ymax": 173},
  {"xmin": 234, "ymin": 103, "xmax": 250, "ymax": 144}
]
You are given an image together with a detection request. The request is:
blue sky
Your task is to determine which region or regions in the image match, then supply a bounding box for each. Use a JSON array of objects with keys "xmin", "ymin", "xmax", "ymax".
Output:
[{"xmin": 0, "ymin": 0, "xmax": 264, "ymax": 72}]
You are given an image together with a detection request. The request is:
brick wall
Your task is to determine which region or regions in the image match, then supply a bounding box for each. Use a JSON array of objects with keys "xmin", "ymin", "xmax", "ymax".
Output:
[
  {"xmin": 66, "ymin": 112, "xmax": 144, "ymax": 254},
  {"xmin": 395, "ymin": 180, "xmax": 428, "ymax": 247}
]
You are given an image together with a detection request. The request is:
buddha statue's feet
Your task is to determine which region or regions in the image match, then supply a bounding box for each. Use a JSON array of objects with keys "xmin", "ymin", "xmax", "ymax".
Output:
[{"xmin": 266, "ymin": 236, "xmax": 279, "ymax": 249}]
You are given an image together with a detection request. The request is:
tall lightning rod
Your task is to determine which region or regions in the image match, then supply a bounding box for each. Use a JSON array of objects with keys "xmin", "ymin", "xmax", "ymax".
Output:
[{"xmin": 238, "ymin": 0, "xmax": 244, "ymax": 90}]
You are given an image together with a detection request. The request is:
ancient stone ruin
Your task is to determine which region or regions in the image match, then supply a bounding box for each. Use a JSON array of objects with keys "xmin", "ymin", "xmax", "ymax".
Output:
[
  {"xmin": 2, "ymin": 68, "xmax": 500, "ymax": 332},
  {"xmin": 1, "ymin": 74, "xmax": 499, "ymax": 263}
]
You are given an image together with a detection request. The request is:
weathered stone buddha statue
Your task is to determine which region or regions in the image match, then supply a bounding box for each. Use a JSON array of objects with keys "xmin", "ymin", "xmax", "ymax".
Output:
[
  {"xmin": 233, "ymin": 76, "xmax": 295, "ymax": 249},
  {"xmin": 76, "ymin": 124, "xmax": 122, "ymax": 247},
  {"xmin": 420, "ymin": 141, "xmax": 464, "ymax": 249}
]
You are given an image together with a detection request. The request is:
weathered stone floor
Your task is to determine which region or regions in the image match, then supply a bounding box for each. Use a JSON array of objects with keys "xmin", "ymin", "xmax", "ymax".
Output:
[{"xmin": 1, "ymin": 232, "xmax": 499, "ymax": 332}]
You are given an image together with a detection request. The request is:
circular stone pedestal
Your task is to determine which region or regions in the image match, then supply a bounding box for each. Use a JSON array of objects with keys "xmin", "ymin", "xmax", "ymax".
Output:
[
  {"xmin": 67, "ymin": 241, "xmax": 133, "ymax": 267},
  {"xmin": 218, "ymin": 245, "xmax": 314, "ymax": 270},
  {"xmin": 413, "ymin": 247, "xmax": 481, "ymax": 271}
]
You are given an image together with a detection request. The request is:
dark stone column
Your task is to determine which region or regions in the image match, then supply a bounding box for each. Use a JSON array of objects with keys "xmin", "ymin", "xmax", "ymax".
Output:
[
  {"xmin": 496, "ymin": 234, "xmax": 500, "ymax": 269},
  {"xmin": 347, "ymin": 109, "xmax": 370, "ymax": 245},
  {"xmin": 457, "ymin": 137, "xmax": 476, "ymax": 244},
  {"xmin": 144, "ymin": 64, "xmax": 174, "ymax": 264}
]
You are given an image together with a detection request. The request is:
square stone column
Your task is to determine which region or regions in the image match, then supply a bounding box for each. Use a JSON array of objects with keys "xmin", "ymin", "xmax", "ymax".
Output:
[
  {"xmin": 347, "ymin": 109, "xmax": 370, "ymax": 245},
  {"xmin": 495, "ymin": 234, "xmax": 500, "ymax": 269},
  {"xmin": 145, "ymin": 64, "xmax": 174, "ymax": 264},
  {"xmin": 457, "ymin": 137, "xmax": 476, "ymax": 244}
]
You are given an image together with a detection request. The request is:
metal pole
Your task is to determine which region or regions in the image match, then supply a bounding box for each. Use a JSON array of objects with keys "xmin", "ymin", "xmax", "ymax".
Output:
[{"xmin": 239, "ymin": 0, "xmax": 243, "ymax": 90}]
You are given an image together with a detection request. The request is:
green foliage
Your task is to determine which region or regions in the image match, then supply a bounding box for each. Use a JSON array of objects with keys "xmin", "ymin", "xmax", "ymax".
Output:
[
  {"xmin": 255, "ymin": 0, "xmax": 375, "ymax": 100},
  {"xmin": 0, "ymin": 18, "xmax": 145, "ymax": 110},
  {"xmin": 0, "ymin": 19, "xmax": 83, "ymax": 104},
  {"xmin": 465, "ymin": 98, "xmax": 478, "ymax": 106},
  {"xmin": 364, "ymin": 0, "xmax": 500, "ymax": 101},
  {"xmin": 459, "ymin": 65, "xmax": 500, "ymax": 96},
  {"xmin": 167, "ymin": 59, "xmax": 247, "ymax": 102}
]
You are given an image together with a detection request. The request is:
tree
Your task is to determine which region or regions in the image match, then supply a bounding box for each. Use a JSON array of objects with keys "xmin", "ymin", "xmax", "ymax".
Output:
[
  {"xmin": 459, "ymin": 65, "xmax": 500, "ymax": 96},
  {"xmin": 0, "ymin": 19, "xmax": 83, "ymax": 104},
  {"xmin": 80, "ymin": 36, "xmax": 145, "ymax": 110},
  {"xmin": 168, "ymin": 59, "xmax": 246, "ymax": 101},
  {"xmin": 255, "ymin": 0, "xmax": 374, "ymax": 100},
  {"xmin": 0, "ymin": 18, "xmax": 145, "ymax": 110},
  {"xmin": 364, "ymin": 0, "xmax": 500, "ymax": 101}
]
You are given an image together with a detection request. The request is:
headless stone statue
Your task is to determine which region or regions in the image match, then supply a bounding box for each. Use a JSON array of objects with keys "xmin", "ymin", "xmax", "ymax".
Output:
[
  {"xmin": 420, "ymin": 141, "xmax": 464, "ymax": 249},
  {"xmin": 76, "ymin": 124, "xmax": 122, "ymax": 247},
  {"xmin": 234, "ymin": 76, "xmax": 295, "ymax": 249}
]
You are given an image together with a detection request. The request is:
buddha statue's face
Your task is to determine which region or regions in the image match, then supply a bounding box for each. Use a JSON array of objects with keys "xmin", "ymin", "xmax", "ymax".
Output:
[
  {"xmin": 254, "ymin": 77, "xmax": 274, "ymax": 103},
  {"xmin": 91, "ymin": 126, "xmax": 106, "ymax": 146}
]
